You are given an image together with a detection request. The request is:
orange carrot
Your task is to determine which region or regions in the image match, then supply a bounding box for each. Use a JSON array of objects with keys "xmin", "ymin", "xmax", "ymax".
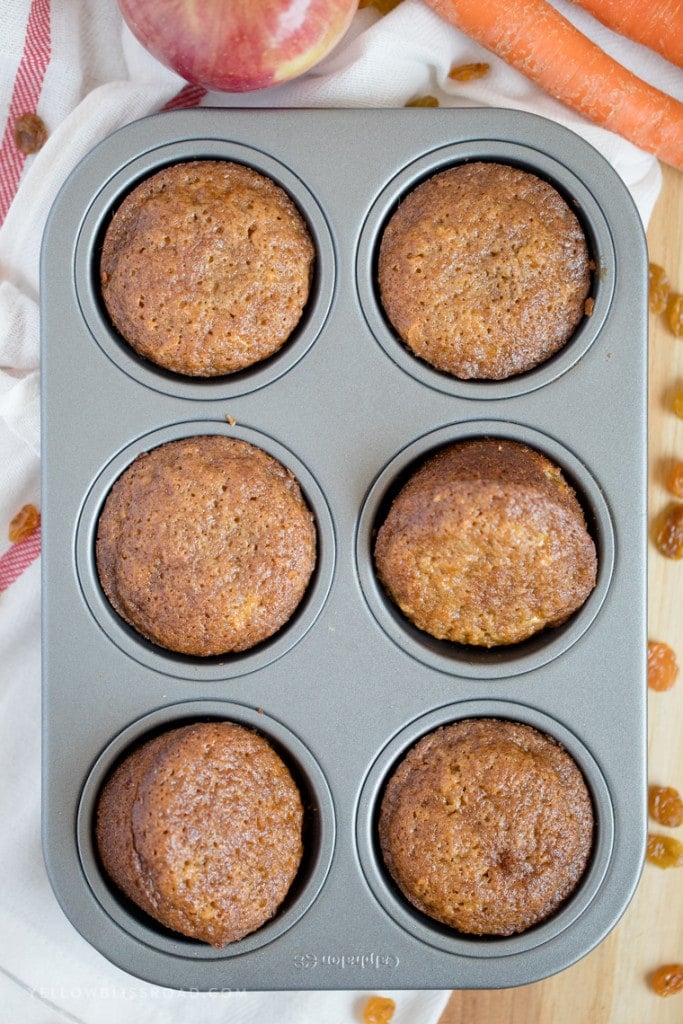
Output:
[
  {"xmin": 423, "ymin": 0, "xmax": 683, "ymax": 168},
  {"xmin": 569, "ymin": 0, "xmax": 683, "ymax": 69}
]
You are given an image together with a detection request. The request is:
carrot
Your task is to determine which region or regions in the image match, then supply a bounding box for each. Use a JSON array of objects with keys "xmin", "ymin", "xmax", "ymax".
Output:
[
  {"xmin": 423, "ymin": 0, "xmax": 683, "ymax": 168},
  {"xmin": 568, "ymin": 0, "xmax": 683, "ymax": 69}
]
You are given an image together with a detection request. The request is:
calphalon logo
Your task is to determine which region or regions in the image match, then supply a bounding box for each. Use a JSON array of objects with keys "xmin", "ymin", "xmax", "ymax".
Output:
[{"xmin": 294, "ymin": 952, "xmax": 399, "ymax": 970}]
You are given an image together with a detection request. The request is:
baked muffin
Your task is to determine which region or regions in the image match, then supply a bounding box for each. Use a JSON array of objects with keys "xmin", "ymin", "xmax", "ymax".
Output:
[
  {"xmin": 377, "ymin": 161, "xmax": 591, "ymax": 380},
  {"xmin": 100, "ymin": 160, "xmax": 315, "ymax": 376},
  {"xmin": 96, "ymin": 722, "xmax": 304, "ymax": 946},
  {"xmin": 378, "ymin": 718, "xmax": 594, "ymax": 936},
  {"xmin": 373, "ymin": 438, "xmax": 597, "ymax": 647},
  {"xmin": 96, "ymin": 435, "xmax": 316, "ymax": 656}
]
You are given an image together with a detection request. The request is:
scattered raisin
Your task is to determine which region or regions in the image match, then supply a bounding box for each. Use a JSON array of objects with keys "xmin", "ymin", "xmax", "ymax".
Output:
[
  {"xmin": 668, "ymin": 293, "xmax": 683, "ymax": 337},
  {"xmin": 13, "ymin": 112, "xmax": 48, "ymax": 154},
  {"xmin": 8, "ymin": 503, "xmax": 40, "ymax": 543},
  {"xmin": 649, "ymin": 785, "xmax": 683, "ymax": 827},
  {"xmin": 646, "ymin": 833, "xmax": 683, "ymax": 868},
  {"xmin": 405, "ymin": 95, "xmax": 439, "ymax": 107},
  {"xmin": 363, "ymin": 995, "xmax": 396, "ymax": 1024},
  {"xmin": 654, "ymin": 503, "xmax": 683, "ymax": 558},
  {"xmin": 448, "ymin": 61, "xmax": 490, "ymax": 81},
  {"xmin": 651, "ymin": 963, "xmax": 683, "ymax": 997},
  {"xmin": 648, "ymin": 262, "xmax": 670, "ymax": 314},
  {"xmin": 648, "ymin": 640, "xmax": 679, "ymax": 691},
  {"xmin": 667, "ymin": 461, "xmax": 683, "ymax": 498},
  {"xmin": 673, "ymin": 389, "xmax": 683, "ymax": 419}
]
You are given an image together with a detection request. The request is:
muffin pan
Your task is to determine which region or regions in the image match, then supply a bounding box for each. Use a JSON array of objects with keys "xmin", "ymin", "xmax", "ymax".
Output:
[{"xmin": 41, "ymin": 107, "xmax": 648, "ymax": 991}]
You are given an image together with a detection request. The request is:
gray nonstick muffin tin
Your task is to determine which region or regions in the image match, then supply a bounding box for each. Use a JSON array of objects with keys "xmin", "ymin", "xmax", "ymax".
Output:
[{"xmin": 40, "ymin": 107, "xmax": 648, "ymax": 992}]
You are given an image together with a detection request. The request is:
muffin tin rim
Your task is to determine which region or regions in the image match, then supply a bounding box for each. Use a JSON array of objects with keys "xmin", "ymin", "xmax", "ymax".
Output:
[
  {"xmin": 356, "ymin": 418, "xmax": 615, "ymax": 678},
  {"xmin": 73, "ymin": 138, "xmax": 337, "ymax": 401},
  {"xmin": 356, "ymin": 139, "xmax": 615, "ymax": 400},
  {"xmin": 74, "ymin": 419, "xmax": 337, "ymax": 680},
  {"xmin": 76, "ymin": 699, "xmax": 337, "ymax": 960},
  {"xmin": 355, "ymin": 698, "xmax": 615, "ymax": 959}
]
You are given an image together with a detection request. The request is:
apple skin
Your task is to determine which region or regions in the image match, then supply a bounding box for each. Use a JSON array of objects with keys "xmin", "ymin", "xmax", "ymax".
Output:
[{"xmin": 117, "ymin": 0, "xmax": 360, "ymax": 92}]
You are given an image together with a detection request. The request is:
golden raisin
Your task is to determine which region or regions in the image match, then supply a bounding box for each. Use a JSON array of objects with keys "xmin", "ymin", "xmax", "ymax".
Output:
[
  {"xmin": 667, "ymin": 461, "xmax": 683, "ymax": 498},
  {"xmin": 648, "ymin": 640, "xmax": 679, "ymax": 691},
  {"xmin": 363, "ymin": 996, "xmax": 396, "ymax": 1024},
  {"xmin": 673, "ymin": 389, "xmax": 683, "ymax": 419},
  {"xmin": 651, "ymin": 963, "xmax": 683, "ymax": 997},
  {"xmin": 8, "ymin": 503, "xmax": 40, "ymax": 543},
  {"xmin": 668, "ymin": 293, "xmax": 683, "ymax": 337},
  {"xmin": 405, "ymin": 95, "xmax": 439, "ymax": 107},
  {"xmin": 646, "ymin": 833, "xmax": 683, "ymax": 868},
  {"xmin": 649, "ymin": 785, "xmax": 683, "ymax": 827},
  {"xmin": 648, "ymin": 262, "xmax": 670, "ymax": 314},
  {"xmin": 654, "ymin": 503, "xmax": 683, "ymax": 558},
  {"xmin": 448, "ymin": 61, "xmax": 490, "ymax": 81},
  {"xmin": 13, "ymin": 112, "xmax": 48, "ymax": 154}
]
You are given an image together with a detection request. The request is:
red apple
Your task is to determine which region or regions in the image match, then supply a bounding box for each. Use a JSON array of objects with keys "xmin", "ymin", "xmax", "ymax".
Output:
[{"xmin": 117, "ymin": 0, "xmax": 360, "ymax": 93}]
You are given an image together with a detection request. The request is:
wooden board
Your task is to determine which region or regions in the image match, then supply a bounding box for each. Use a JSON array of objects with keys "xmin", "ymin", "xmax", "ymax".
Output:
[{"xmin": 439, "ymin": 163, "xmax": 683, "ymax": 1023}]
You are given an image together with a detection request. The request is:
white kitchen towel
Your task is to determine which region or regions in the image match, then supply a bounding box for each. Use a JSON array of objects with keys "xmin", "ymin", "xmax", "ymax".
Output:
[{"xmin": 0, "ymin": 1, "xmax": 681, "ymax": 1022}]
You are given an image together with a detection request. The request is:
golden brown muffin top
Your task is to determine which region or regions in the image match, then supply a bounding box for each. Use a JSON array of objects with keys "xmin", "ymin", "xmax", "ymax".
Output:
[
  {"xmin": 96, "ymin": 435, "xmax": 316, "ymax": 656},
  {"xmin": 100, "ymin": 160, "xmax": 315, "ymax": 376},
  {"xmin": 379, "ymin": 718, "xmax": 594, "ymax": 936},
  {"xmin": 373, "ymin": 438, "xmax": 597, "ymax": 646},
  {"xmin": 378, "ymin": 161, "xmax": 591, "ymax": 380}
]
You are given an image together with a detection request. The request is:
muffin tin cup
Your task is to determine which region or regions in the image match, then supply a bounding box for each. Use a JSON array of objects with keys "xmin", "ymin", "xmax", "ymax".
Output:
[
  {"xmin": 74, "ymin": 139, "xmax": 336, "ymax": 401},
  {"xmin": 356, "ymin": 140, "xmax": 615, "ymax": 401},
  {"xmin": 41, "ymin": 108, "xmax": 648, "ymax": 991},
  {"xmin": 356, "ymin": 699, "xmax": 614, "ymax": 959},
  {"xmin": 77, "ymin": 701, "xmax": 335, "ymax": 959},
  {"xmin": 357, "ymin": 419, "xmax": 615, "ymax": 678},
  {"xmin": 75, "ymin": 420, "xmax": 336, "ymax": 680}
]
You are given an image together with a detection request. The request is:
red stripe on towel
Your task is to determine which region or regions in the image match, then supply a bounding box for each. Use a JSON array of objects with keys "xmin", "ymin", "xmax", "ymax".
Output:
[
  {"xmin": 0, "ymin": 0, "xmax": 51, "ymax": 225},
  {"xmin": 0, "ymin": 527, "xmax": 41, "ymax": 593},
  {"xmin": 163, "ymin": 83, "xmax": 207, "ymax": 110}
]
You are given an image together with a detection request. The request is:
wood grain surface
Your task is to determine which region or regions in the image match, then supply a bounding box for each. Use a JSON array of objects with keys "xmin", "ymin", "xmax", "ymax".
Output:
[{"xmin": 438, "ymin": 163, "xmax": 683, "ymax": 1023}]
